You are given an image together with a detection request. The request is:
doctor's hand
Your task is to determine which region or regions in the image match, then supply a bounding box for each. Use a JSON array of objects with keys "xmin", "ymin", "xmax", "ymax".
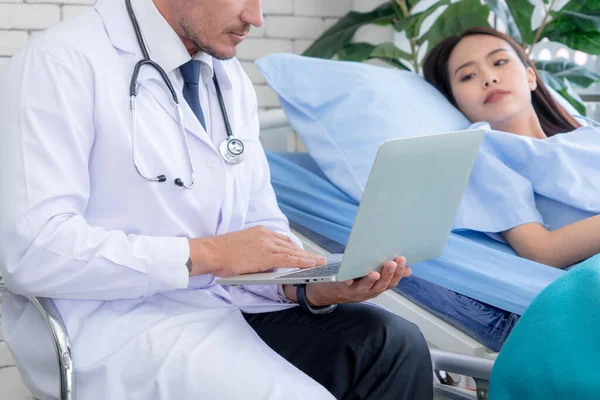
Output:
[
  {"xmin": 188, "ymin": 226, "xmax": 327, "ymax": 278},
  {"xmin": 284, "ymin": 257, "xmax": 412, "ymax": 306}
]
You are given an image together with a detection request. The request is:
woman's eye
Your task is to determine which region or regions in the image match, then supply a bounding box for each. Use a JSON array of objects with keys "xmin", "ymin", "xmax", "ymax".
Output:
[
  {"xmin": 494, "ymin": 59, "xmax": 508, "ymax": 66},
  {"xmin": 460, "ymin": 73, "xmax": 475, "ymax": 82}
]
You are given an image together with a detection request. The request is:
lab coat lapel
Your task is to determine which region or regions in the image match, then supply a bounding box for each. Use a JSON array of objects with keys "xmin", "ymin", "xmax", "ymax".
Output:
[
  {"xmin": 96, "ymin": 0, "xmax": 214, "ymax": 149},
  {"xmin": 95, "ymin": 0, "xmax": 138, "ymax": 56}
]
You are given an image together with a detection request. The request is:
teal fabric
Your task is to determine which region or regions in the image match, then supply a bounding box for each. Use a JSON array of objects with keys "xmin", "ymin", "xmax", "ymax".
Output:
[{"xmin": 489, "ymin": 254, "xmax": 600, "ymax": 399}]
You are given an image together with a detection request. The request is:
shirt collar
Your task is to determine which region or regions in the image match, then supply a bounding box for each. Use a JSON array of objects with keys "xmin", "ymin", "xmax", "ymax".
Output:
[
  {"xmin": 96, "ymin": 0, "xmax": 231, "ymax": 89},
  {"xmin": 131, "ymin": 0, "xmax": 214, "ymax": 85}
]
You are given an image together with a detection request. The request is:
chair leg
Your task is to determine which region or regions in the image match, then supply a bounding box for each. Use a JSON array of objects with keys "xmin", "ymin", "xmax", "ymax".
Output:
[{"xmin": 28, "ymin": 296, "xmax": 74, "ymax": 400}]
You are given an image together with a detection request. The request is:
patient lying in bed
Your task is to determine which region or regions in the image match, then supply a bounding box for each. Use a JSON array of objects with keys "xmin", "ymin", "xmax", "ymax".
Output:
[{"xmin": 422, "ymin": 27, "xmax": 600, "ymax": 269}]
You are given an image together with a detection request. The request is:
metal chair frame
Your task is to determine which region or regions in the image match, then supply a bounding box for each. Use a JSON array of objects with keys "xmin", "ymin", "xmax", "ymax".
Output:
[{"xmin": 0, "ymin": 276, "xmax": 73, "ymax": 400}]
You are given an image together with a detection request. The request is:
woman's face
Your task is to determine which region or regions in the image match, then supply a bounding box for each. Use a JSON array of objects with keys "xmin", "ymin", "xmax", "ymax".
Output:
[{"xmin": 447, "ymin": 34, "xmax": 538, "ymax": 125}]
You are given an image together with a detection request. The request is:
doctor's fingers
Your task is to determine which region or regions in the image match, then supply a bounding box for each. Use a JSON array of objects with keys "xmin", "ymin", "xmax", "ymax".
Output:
[
  {"xmin": 248, "ymin": 226, "xmax": 297, "ymax": 247},
  {"xmin": 351, "ymin": 271, "xmax": 381, "ymax": 295},
  {"xmin": 271, "ymin": 237, "xmax": 302, "ymax": 251},
  {"xmin": 394, "ymin": 256, "xmax": 411, "ymax": 278},
  {"xmin": 268, "ymin": 253, "xmax": 320, "ymax": 269},
  {"xmin": 386, "ymin": 261, "xmax": 409, "ymax": 290},
  {"xmin": 270, "ymin": 231, "xmax": 298, "ymax": 246},
  {"xmin": 368, "ymin": 261, "xmax": 400, "ymax": 294},
  {"xmin": 272, "ymin": 241, "xmax": 327, "ymax": 264}
]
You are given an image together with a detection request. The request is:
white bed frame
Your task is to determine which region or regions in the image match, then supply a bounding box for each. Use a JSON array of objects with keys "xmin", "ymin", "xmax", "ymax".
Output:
[{"xmin": 259, "ymin": 109, "xmax": 499, "ymax": 361}]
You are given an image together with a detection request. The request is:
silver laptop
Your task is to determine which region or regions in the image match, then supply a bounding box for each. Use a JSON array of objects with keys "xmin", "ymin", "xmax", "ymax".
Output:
[{"xmin": 217, "ymin": 129, "xmax": 484, "ymax": 286}]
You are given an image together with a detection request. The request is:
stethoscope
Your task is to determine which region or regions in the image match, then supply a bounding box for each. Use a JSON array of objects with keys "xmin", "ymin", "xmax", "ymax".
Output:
[{"xmin": 125, "ymin": 0, "xmax": 245, "ymax": 189}]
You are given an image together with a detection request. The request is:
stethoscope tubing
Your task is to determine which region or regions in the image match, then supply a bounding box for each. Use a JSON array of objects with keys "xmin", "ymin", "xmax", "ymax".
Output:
[{"xmin": 125, "ymin": 0, "xmax": 241, "ymax": 188}]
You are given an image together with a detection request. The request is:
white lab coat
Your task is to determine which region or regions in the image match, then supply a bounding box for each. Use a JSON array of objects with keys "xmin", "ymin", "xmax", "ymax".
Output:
[{"xmin": 0, "ymin": 0, "xmax": 334, "ymax": 398}]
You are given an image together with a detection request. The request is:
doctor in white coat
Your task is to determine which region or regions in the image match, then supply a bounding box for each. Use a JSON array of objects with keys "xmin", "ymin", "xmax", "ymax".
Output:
[{"xmin": 0, "ymin": 0, "xmax": 433, "ymax": 399}]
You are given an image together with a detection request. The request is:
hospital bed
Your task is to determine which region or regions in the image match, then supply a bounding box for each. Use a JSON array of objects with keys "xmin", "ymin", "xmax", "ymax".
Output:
[{"xmin": 0, "ymin": 109, "xmax": 499, "ymax": 400}]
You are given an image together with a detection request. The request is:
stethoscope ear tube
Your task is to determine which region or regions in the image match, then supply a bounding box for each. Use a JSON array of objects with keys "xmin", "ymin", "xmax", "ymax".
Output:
[{"xmin": 125, "ymin": 0, "xmax": 149, "ymax": 60}]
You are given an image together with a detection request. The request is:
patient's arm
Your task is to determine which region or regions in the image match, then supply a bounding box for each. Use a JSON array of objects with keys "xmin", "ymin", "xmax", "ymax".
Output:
[{"xmin": 502, "ymin": 215, "xmax": 600, "ymax": 268}]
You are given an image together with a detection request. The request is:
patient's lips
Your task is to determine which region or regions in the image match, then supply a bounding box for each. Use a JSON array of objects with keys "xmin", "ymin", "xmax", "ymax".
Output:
[{"xmin": 484, "ymin": 89, "xmax": 510, "ymax": 104}]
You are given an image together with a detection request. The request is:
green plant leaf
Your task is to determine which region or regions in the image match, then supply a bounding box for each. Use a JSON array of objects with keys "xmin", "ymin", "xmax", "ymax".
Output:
[
  {"xmin": 543, "ymin": 23, "xmax": 600, "ymax": 55},
  {"xmin": 406, "ymin": 0, "xmax": 421, "ymax": 10},
  {"xmin": 394, "ymin": 0, "xmax": 450, "ymax": 39},
  {"xmin": 540, "ymin": 0, "xmax": 600, "ymax": 54},
  {"xmin": 557, "ymin": 0, "xmax": 600, "ymax": 14},
  {"xmin": 505, "ymin": 0, "xmax": 535, "ymax": 44},
  {"xmin": 392, "ymin": 0, "xmax": 406, "ymax": 20},
  {"xmin": 547, "ymin": 6, "xmax": 600, "ymax": 35},
  {"xmin": 535, "ymin": 59, "xmax": 600, "ymax": 89},
  {"xmin": 537, "ymin": 69, "xmax": 566, "ymax": 91},
  {"xmin": 483, "ymin": 0, "xmax": 523, "ymax": 43},
  {"xmin": 337, "ymin": 42, "xmax": 412, "ymax": 70},
  {"xmin": 538, "ymin": 69, "xmax": 587, "ymax": 116},
  {"xmin": 302, "ymin": 3, "xmax": 395, "ymax": 59},
  {"xmin": 557, "ymin": 10, "xmax": 600, "ymax": 33},
  {"xmin": 418, "ymin": 0, "xmax": 491, "ymax": 51},
  {"xmin": 396, "ymin": 0, "xmax": 421, "ymax": 14},
  {"xmin": 557, "ymin": 87, "xmax": 587, "ymax": 116},
  {"xmin": 337, "ymin": 42, "xmax": 378, "ymax": 62},
  {"xmin": 370, "ymin": 42, "xmax": 413, "ymax": 61},
  {"xmin": 372, "ymin": 57, "xmax": 413, "ymax": 70}
]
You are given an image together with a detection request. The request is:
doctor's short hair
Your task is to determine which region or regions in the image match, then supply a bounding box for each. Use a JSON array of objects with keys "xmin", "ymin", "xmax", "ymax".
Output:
[{"xmin": 422, "ymin": 26, "xmax": 580, "ymax": 137}]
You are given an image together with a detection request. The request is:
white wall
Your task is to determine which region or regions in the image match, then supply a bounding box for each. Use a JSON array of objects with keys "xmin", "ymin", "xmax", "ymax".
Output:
[{"xmin": 0, "ymin": 0, "xmax": 391, "ymax": 109}]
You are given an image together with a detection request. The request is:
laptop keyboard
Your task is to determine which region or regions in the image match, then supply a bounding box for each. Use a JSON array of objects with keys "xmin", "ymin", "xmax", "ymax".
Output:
[{"xmin": 275, "ymin": 262, "xmax": 341, "ymax": 279}]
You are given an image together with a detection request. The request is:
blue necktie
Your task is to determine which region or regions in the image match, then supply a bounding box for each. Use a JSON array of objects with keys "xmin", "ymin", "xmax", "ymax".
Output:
[{"xmin": 179, "ymin": 60, "xmax": 206, "ymax": 131}]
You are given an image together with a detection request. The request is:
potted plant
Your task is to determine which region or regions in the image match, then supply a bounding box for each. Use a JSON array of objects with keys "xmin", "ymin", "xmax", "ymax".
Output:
[{"xmin": 303, "ymin": 0, "xmax": 600, "ymax": 115}]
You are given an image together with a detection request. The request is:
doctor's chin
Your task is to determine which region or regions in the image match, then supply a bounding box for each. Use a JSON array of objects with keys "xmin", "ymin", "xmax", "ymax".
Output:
[{"xmin": 1, "ymin": 0, "xmax": 599, "ymax": 399}]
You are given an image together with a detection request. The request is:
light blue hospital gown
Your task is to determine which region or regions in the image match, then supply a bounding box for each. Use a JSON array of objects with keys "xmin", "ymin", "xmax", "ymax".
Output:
[{"xmin": 453, "ymin": 123, "xmax": 600, "ymax": 238}]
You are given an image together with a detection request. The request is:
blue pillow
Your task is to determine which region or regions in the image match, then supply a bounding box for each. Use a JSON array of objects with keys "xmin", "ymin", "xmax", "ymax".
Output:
[
  {"xmin": 255, "ymin": 54, "xmax": 470, "ymax": 201},
  {"xmin": 255, "ymin": 54, "xmax": 581, "ymax": 200}
]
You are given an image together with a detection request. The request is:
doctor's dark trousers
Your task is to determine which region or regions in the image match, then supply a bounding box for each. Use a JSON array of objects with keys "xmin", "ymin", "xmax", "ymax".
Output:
[{"xmin": 243, "ymin": 302, "xmax": 433, "ymax": 400}]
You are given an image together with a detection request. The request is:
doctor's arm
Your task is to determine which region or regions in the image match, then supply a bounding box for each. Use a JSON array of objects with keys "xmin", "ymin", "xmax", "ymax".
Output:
[
  {"xmin": 502, "ymin": 215, "xmax": 600, "ymax": 268},
  {"xmin": 0, "ymin": 47, "xmax": 192, "ymax": 300}
]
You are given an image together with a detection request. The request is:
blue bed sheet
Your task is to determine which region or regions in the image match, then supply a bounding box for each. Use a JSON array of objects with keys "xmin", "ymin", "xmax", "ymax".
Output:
[
  {"xmin": 266, "ymin": 151, "xmax": 563, "ymax": 316},
  {"xmin": 267, "ymin": 152, "xmax": 523, "ymax": 352}
]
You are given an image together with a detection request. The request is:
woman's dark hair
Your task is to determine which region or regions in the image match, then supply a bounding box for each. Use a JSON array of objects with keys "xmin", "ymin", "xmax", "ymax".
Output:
[{"xmin": 422, "ymin": 26, "xmax": 580, "ymax": 137}]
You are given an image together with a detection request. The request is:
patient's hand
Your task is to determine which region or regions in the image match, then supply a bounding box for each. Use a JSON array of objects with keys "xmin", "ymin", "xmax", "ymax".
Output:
[{"xmin": 285, "ymin": 257, "xmax": 411, "ymax": 306}]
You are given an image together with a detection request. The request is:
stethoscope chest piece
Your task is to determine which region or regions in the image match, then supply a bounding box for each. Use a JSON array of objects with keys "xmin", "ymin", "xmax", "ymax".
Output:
[{"xmin": 219, "ymin": 136, "xmax": 245, "ymax": 164}]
